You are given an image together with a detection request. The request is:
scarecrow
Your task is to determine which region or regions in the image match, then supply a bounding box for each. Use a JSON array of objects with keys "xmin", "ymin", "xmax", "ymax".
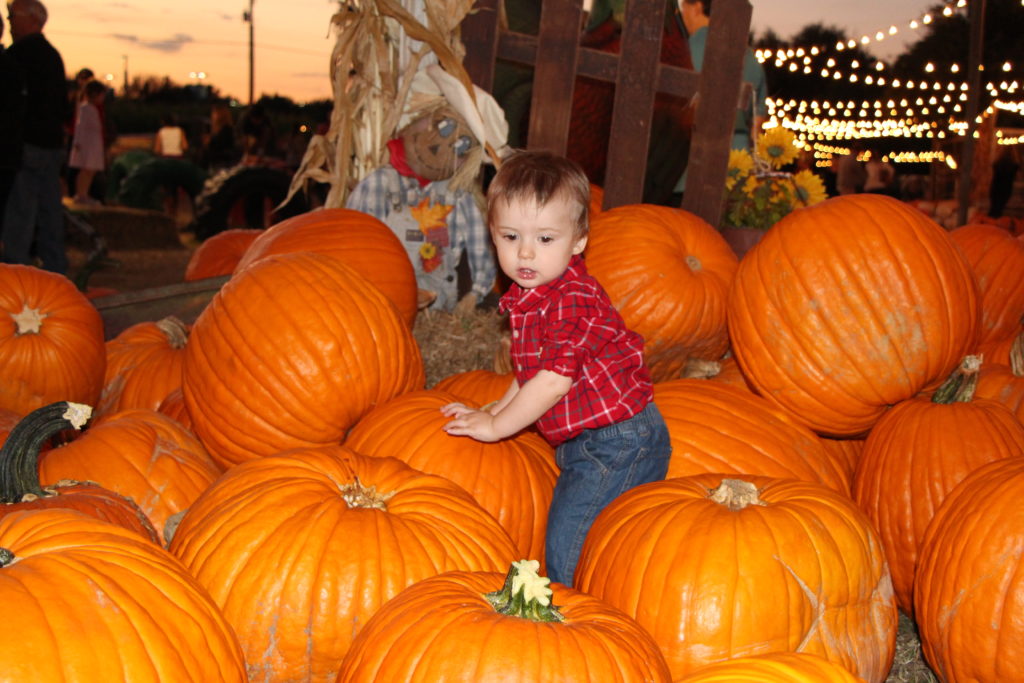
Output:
[{"xmin": 346, "ymin": 64, "xmax": 509, "ymax": 311}]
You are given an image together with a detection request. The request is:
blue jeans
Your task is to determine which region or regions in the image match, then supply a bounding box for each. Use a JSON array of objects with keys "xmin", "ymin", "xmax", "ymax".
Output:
[
  {"xmin": 2, "ymin": 144, "xmax": 68, "ymax": 274},
  {"xmin": 545, "ymin": 401, "xmax": 672, "ymax": 586}
]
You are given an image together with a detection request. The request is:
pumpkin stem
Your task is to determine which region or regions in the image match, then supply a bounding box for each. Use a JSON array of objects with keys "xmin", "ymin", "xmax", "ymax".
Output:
[
  {"xmin": 931, "ymin": 355, "xmax": 982, "ymax": 404},
  {"xmin": 484, "ymin": 559, "xmax": 565, "ymax": 623},
  {"xmin": 1010, "ymin": 333, "xmax": 1023, "ymax": 378},
  {"xmin": 0, "ymin": 402, "xmax": 93, "ymax": 504},
  {"xmin": 708, "ymin": 478, "xmax": 765, "ymax": 511},
  {"xmin": 685, "ymin": 254, "xmax": 702, "ymax": 272},
  {"xmin": 681, "ymin": 357, "xmax": 722, "ymax": 380},
  {"xmin": 0, "ymin": 547, "xmax": 13, "ymax": 567},
  {"xmin": 155, "ymin": 316, "xmax": 189, "ymax": 350},
  {"xmin": 339, "ymin": 477, "xmax": 395, "ymax": 510},
  {"xmin": 10, "ymin": 304, "xmax": 46, "ymax": 335}
]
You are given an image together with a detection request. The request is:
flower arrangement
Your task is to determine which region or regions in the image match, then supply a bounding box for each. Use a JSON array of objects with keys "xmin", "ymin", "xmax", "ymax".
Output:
[{"xmin": 722, "ymin": 126, "xmax": 827, "ymax": 230}]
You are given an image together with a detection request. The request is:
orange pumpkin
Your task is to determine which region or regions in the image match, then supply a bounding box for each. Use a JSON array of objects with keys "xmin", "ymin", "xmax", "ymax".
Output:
[
  {"xmin": 156, "ymin": 386, "xmax": 192, "ymax": 430},
  {"xmin": 184, "ymin": 227, "xmax": 261, "ymax": 281},
  {"xmin": 585, "ymin": 204, "xmax": 738, "ymax": 382},
  {"xmin": 233, "ymin": 207, "xmax": 419, "ymax": 326},
  {"xmin": 915, "ymin": 456, "xmax": 1024, "ymax": 682},
  {"xmin": 728, "ymin": 194, "xmax": 980, "ymax": 436},
  {"xmin": 433, "ymin": 368, "xmax": 513, "ymax": 406},
  {"xmin": 96, "ymin": 316, "xmax": 189, "ymax": 416},
  {"xmin": 820, "ymin": 435, "xmax": 865, "ymax": 483},
  {"xmin": 169, "ymin": 446, "xmax": 517, "ymax": 681},
  {"xmin": 38, "ymin": 408, "xmax": 222, "ymax": 545},
  {"xmin": 949, "ymin": 223, "xmax": 1024, "ymax": 346},
  {"xmin": 0, "ymin": 509, "xmax": 246, "ymax": 681},
  {"xmin": 182, "ymin": 251, "xmax": 424, "ymax": 467},
  {"xmin": 0, "ymin": 402, "xmax": 160, "ymax": 544},
  {"xmin": 337, "ymin": 560, "xmax": 672, "ymax": 682},
  {"xmin": 654, "ymin": 379, "xmax": 850, "ymax": 494},
  {"xmin": 575, "ymin": 476, "xmax": 897, "ymax": 682},
  {"xmin": 0, "ymin": 264, "xmax": 105, "ymax": 416},
  {"xmin": 852, "ymin": 356, "xmax": 1024, "ymax": 615},
  {"xmin": 346, "ymin": 389, "xmax": 557, "ymax": 564},
  {"xmin": 976, "ymin": 335, "xmax": 1024, "ymax": 421},
  {"xmin": 675, "ymin": 651, "xmax": 867, "ymax": 682}
]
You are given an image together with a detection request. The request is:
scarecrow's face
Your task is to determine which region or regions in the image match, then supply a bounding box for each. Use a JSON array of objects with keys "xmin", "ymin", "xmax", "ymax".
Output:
[{"xmin": 401, "ymin": 107, "xmax": 478, "ymax": 182}]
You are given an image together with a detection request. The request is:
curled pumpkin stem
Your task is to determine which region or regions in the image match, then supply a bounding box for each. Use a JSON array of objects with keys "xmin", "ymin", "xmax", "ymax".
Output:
[
  {"xmin": 931, "ymin": 355, "xmax": 982, "ymax": 404},
  {"xmin": 485, "ymin": 559, "xmax": 565, "ymax": 622},
  {"xmin": 0, "ymin": 402, "xmax": 92, "ymax": 504}
]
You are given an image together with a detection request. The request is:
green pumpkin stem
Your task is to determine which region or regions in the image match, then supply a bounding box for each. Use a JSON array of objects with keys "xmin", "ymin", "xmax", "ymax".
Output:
[
  {"xmin": 0, "ymin": 402, "xmax": 92, "ymax": 504},
  {"xmin": 0, "ymin": 547, "xmax": 13, "ymax": 567},
  {"xmin": 931, "ymin": 355, "xmax": 982, "ymax": 404},
  {"xmin": 484, "ymin": 559, "xmax": 565, "ymax": 623}
]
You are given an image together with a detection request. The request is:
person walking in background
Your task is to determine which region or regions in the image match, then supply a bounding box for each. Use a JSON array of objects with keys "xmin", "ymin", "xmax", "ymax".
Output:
[
  {"xmin": 989, "ymin": 147, "xmax": 1020, "ymax": 218},
  {"xmin": 201, "ymin": 102, "xmax": 238, "ymax": 171},
  {"xmin": 0, "ymin": 12, "xmax": 26, "ymax": 241},
  {"xmin": 863, "ymin": 148, "xmax": 896, "ymax": 197},
  {"xmin": 68, "ymin": 79, "xmax": 107, "ymax": 205},
  {"xmin": 671, "ymin": 0, "xmax": 767, "ymax": 200},
  {"xmin": 153, "ymin": 113, "xmax": 188, "ymax": 158},
  {"xmin": 2, "ymin": 0, "xmax": 71, "ymax": 274},
  {"xmin": 836, "ymin": 141, "xmax": 867, "ymax": 196}
]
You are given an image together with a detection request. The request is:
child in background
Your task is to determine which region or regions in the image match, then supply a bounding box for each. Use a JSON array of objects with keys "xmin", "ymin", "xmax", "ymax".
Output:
[
  {"xmin": 441, "ymin": 150, "xmax": 672, "ymax": 586},
  {"xmin": 68, "ymin": 79, "xmax": 107, "ymax": 204}
]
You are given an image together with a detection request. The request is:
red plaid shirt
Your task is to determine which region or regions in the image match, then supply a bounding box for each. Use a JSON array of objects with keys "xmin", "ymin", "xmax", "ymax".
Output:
[{"xmin": 498, "ymin": 255, "xmax": 653, "ymax": 445}]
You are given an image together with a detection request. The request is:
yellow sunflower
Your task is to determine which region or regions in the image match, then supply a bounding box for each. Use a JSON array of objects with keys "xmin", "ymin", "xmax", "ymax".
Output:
[
  {"xmin": 791, "ymin": 170, "xmax": 828, "ymax": 206},
  {"xmin": 756, "ymin": 127, "xmax": 800, "ymax": 169},
  {"xmin": 725, "ymin": 148, "xmax": 754, "ymax": 190},
  {"xmin": 419, "ymin": 242, "xmax": 437, "ymax": 259}
]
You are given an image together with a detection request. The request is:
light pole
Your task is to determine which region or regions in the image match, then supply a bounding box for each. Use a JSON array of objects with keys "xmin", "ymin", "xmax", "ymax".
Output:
[
  {"xmin": 243, "ymin": 0, "xmax": 255, "ymax": 105},
  {"xmin": 122, "ymin": 54, "xmax": 129, "ymax": 96}
]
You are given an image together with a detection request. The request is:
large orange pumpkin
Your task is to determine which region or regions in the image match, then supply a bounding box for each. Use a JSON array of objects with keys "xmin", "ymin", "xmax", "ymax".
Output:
[
  {"xmin": 169, "ymin": 446, "xmax": 517, "ymax": 682},
  {"xmin": 728, "ymin": 194, "xmax": 979, "ymax": 436},
  {"xmin": 433, "ymin": 368, "xmax": 513, "ymax": 406},
  {"xmin": 183, "ymin": 227, "xmax": 261, "ymax": 281},
  {"xmin": 346, "ymin": 389, "xmax": 557, "ymax": 564},
  {"xmin": 575, "ymin": 475, "xmax": 897, "ymax": 682},
  {"xmin": 0, "ymin": 264, "xmax": 105, "ymax": 416},
  {"xmin": 852, "ymin": 356, "xmax": 1024, "ymax": 615},
  {"xmin": 0, "ymin": 509, "xmax": 246, "ymax": 681},
  {"xmin": 675, "ymin": 651, "xmax": 867, "ymax": 682},
  {"xmin": 96, "ymin": 316, "xmax": 189, "ymax": 416},
  {"xmin": 0, "ymin": 402, "xmax": 160, "ymax": 544},
  {"xmin": 915, "ymin": 456, "xmax": 1024, "ymax": 682},
  {"xmin": 337, "ymin": 560, "xmax": 672, "ymax": 682},
  {"xmin": 949, "ymin": 223, "xmax": 1024, "ymax": 346},
  {"xmin": 38, "ymin": 408, "xmax": 222, "ymax": 545},
  {"xmin": 234, "ymin": 207, "xmax": 419, "ymax": 326},
  {"xmin": 585, "ymin": 204, "xmax": 738, "ymax": 382},
  {"xmin": 182, "ymin": 251, "xmax": 424, "ymax": 467},
  {"xmin": 654, "ymin": 379, "xmax": 850, "ymax": 494}
]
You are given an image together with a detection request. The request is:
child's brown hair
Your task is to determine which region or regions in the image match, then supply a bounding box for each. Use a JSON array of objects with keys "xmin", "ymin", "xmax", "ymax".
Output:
[{"xmin": 486, "ymin": 150, "xmax": 591, "ymax": 238}]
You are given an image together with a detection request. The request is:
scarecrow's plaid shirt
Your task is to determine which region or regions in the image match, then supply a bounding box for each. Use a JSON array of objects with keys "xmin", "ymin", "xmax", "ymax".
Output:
[{"xmin": 498, "ymin": 254, "xmax": 652, "ymax": 445}]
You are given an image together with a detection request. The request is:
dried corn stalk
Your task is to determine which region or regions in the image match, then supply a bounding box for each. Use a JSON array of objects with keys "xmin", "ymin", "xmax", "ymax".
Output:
[{"xmin": 283, "ymin": 0, "xmax": 479, "ymax": 209}]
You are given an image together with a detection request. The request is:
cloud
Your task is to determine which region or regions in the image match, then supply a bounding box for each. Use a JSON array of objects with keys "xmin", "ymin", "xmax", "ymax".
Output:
[
  {"xmin": 292, "ymin": 72, "xmax": 327, "ymax": 79},
  {"xmin": 111, "ymin": 32, "xmax": 194, "ymax": 53}
]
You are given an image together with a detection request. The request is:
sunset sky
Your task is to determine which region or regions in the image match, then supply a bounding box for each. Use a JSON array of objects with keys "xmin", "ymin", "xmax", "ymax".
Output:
[{"xmin": 24, "ymin": 1, "xmax": 933, "ymax": 104}]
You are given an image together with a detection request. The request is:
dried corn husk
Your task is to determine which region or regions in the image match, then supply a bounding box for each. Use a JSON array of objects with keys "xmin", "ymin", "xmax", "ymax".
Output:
[{"xmin": 283, "ymin": 0, "xmax": 479, "ymax": 209}]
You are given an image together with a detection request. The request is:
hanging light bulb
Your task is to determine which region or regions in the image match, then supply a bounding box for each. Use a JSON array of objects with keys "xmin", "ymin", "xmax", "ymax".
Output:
[{"xmin": 925, "ymin": 62, "xmax": 935, "ymax": 72}]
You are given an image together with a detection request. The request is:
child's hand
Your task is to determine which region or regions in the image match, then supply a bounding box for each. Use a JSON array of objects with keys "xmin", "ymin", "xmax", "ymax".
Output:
[{"xmin": 441, "ymin": 403, "xmax": 502, "ymax": 442}]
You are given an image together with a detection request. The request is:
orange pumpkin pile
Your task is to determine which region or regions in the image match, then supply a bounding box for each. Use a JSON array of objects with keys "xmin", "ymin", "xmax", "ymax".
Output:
[{"xmin": 3, "ymin": 190, "xmax": 1024, "ymax": 682}]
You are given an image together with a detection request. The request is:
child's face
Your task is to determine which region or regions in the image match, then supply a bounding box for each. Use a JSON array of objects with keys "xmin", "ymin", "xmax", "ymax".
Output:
[{"xmin": 490, "ymin": 194, "xmax": 586, "ymax": 290}]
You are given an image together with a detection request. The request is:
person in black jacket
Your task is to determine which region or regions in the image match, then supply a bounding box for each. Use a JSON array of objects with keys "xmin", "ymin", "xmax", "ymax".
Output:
[
  {"xmin": 0, "ymin": 13, "xmax": 26, "ymax": 238},
  {"xmin": 2, "ymin": 0, "xmax": 71, "ymax": 274}
]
